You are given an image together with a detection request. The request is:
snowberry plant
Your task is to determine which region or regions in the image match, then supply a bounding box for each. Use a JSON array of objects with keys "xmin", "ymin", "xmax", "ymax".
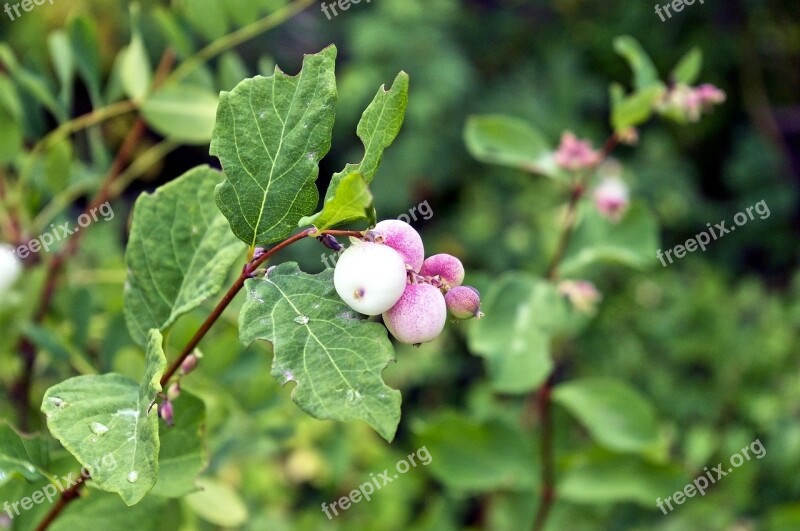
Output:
[
  {"xmin": 29, "ymin": 43, "xmax": 480, "ymax": 523},
  {"xmin": 456, "ymin": 36, "xmax": 725, "ymax": 530}
]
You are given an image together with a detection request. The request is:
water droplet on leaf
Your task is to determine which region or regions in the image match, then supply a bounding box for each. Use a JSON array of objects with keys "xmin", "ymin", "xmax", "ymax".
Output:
[
  {"xmin": 294, "ymin": 315, "xmax": 309, "ymax": 325},
  {"xmin": 89, "ymin": 422, "xmax": 109, "ymax": 436},
  {"xmin": 127, "ymin": 471, "xmax": 139, "ymax": 483}
]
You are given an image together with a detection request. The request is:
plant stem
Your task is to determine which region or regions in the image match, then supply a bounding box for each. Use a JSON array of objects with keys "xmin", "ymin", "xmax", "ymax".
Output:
[
  {"xmin": 34, "ymin": 476, "xmax": 86, "ymax": 531},
  {"xmin": 167, "ymin": 0, "xmax": 316, "ymax": 85},
  {"xmin": 10, "ymin": 50, "xmax": 175, "ymax": 430},
  {"xmin": 532, "ymin": 132, "xmax": 621, "ymax": 530},
  {"xmin": 532, "ymin": 375, "xmax": 555, "ymax": 531},
  {"xmin": 159, "ymin": 228, "xmax": 363, "ymax": 386}
]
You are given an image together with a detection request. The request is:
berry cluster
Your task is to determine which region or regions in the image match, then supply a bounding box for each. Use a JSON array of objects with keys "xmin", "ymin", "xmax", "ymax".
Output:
[{"xmin": 333, "ymin": 220, "xmax": 483, "ymax": 345}]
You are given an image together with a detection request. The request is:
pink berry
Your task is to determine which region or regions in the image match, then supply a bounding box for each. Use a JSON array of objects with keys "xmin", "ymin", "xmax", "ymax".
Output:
[
  {"xmin": 419, "ymin": 254, "xmax": 465, "ymax": 287},
  {"xmin": 382, "ymin": 283, "xmax": 447, "ymax": 345},
  {"xmin": 445, "ymin": 286, "xmax": 483, "ymax": 320},
  {"xmin": 593, "ymin": 176, "xmax": 629, "ymax": 222},
  {"xmin": 372, "ymin": 220, "xmax": 425, "ymax": 271}
]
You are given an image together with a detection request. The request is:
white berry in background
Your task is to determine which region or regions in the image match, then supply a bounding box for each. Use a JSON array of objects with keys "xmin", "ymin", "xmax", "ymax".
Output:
[
  {"xmin": 334, "ymin": 242, "xmax": 407, "ymax": 316},
  {"xmin": 0, "ymin": 244, "xmax": 22, "ymax": 293},
  {"xmin": 419, "ymin": 253, "xmax": 465, "ymax": 287},
  {"xmin": 372, "ymin": 219, "xmax": 425, "ymax": 271},
  {"xmin": 445, "ymin": 286, "xmax": 483, "ymax": 320},
  {"xmin": 382, "ymin": 283, "xmax": 447, "ymax": 345},
  {"xmin": 593, "ymin": 176, "xmax": 629, "ymax": 222}
]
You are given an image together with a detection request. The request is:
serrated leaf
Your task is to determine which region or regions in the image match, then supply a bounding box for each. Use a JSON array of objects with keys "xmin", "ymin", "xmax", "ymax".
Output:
[
  {"xmin": 41, "ymin": 329, "xmax": 167, "ymax": 505},
  {"xmin": 212, "ymin": 46, "xmax": 338, "ymax": 248},
  {"xmin": 298, "ymin": 172, "xmax": 373, "ymax": 230},
  {"xmin": 323, "ymin": 71, "xmax": 409, "ymax": 203},
  {"xmin": 239, "ymin": 262, "xmax": 401, "ymax": 441},
  {"xmin": 552, "ymin": 378, "xmax": 660, "ymax": 454},
  {"xmin": 124, "ymin": 165, "xmax": 243, "ymax": 346},
  {"xmin": 468, "ymin": 274, "xmax": 569, "ymax": 394},
  {"xmin": 0, "ymin": 422, "xmax": 49, "ymax": 485},
  {"xmin": 613, "ymin": 35, "xmax": 660, "ymax": 90},
  {"xmin": 120, "ymin": 4, "xmax": 152, "ymax": 101},
  {"xmin": 151, "ymin": 392, "xmax": 207, "ymax": 498},
  {"xmin": 672, "ymin": 47, "xmax": 703, "ymax": 85},
  {"xmin": 464, "ymin": 115, "xmax": 560, "ymax": 177},
  {"xmin": 141, "ymin": 85, "xmax": 219, "ymax": 144},
  {"xmin": 560, "ymin": 202, "xmax": 659, "ymax": 276},
  {"xmin": 412, "ymin": 412, "xmax": 536, "ymax": 491}
]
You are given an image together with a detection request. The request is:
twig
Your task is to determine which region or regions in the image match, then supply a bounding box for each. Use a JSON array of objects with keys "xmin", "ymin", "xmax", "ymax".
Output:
[
  {"xmin": 34, "ymin": 476, "xmax": 86, "ymax": 531},
  {"xmin": 532, "ymin": 132, "xmax": 620, "ymax": 530},
  {"xmin": 159, "ymin": 229, "xmax": 363, "ymax": 386}
]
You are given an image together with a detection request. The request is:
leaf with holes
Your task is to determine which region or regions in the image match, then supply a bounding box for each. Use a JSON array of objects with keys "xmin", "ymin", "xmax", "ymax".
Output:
[
  {"xmin": 124, "ymin": 165, "xmax": 243, "ymax": 346},
  {"xmin": 212, "ymin": 46, "xmax": 338, "ymax": 248},
  {"xmin": 239, "ymin": 262, "xmax": 401, "ymax": 441},
  {"xmin": 41, "ymin": 329, "xmax": 167, "ymax": 505}
]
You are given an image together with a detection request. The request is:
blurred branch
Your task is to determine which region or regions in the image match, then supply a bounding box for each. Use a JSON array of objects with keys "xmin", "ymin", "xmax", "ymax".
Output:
[{"xmin": 168, "ymin": 0, "xmax": 316, "ymax": 84}]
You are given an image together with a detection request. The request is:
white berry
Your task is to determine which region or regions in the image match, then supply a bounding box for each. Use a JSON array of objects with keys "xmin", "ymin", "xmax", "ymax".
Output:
[
  {"xmin": 334, "ymin": 242, "xmax": 407, "ymax": 316},
  {"xmin": 0, "ymin": 244, "xmax": 22, "ymax": 293}
]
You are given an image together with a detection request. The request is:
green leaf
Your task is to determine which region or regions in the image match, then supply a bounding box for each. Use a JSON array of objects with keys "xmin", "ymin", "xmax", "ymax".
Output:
[
  {"xmin": 41, "ymin": 329, "xmax": 167, "ymax": 506},
  {"xmin": 552, "ymin": 378, "xmax": 661, "ymax": 453},
  {"xmin": 323, "ymin": 71, "xmax": 409, "ymax": 202},
  {"xmin": 610, "ymin": 84, "xmax": 665, "ymax": 132},
  {"xmin": 47, "ymin": 31, "xmax": 74, "ymax": 114},
  {"xmin": 559, "ymin": 448, "xmax": 684, "ymax": 506},
  {"xmin": 185, "ymin": 477, "xmax": 248, "ymax": 526},
  {"xmin": 212, "ymin": 46, "xmax": 338, "ymax": 247},
  {"xmin": 141, "ymin": 85, "xmax": 219, "ymax": 144},
  {"xmin": 613, "ymin": 35, "xmax": 660, "ymax": 90},
  {"xmin": 0, "ymin": 422, "xmax": 49, "ymax": 485},
  {"xmin": 217, "ymin": 52, "xmax": 249, "ymax": 91},
  {"xmin": 464, "ymin": 115, "xmax": 559, "ymax": 177},
  {"xmin": 468, "ymin": 274, "xmax": 569, "ymax": 394},
  {"xmin": 412, "ymin": 412, "xmax": 537, "ymax": 491},
  {"xmin": 298, "ymin": 172, "xmax": 374, "ymax": 230},
  {"xmin": 239, "ymin": 262, "xmax": 401, "ymax": 441},
  {"xmin": 560, "ymin": 202, "xmax": 659, "ymax": 276},
  {"xmin": 68, "ymin": 16, "xmax": 103, "ymax": 103},
  {"xmin": 0, "ymin": 108, "xmax": 23, "ymax": 164},
  {"xmin": 120, "ymin": 4, "xmax": 152, "ymax": 101},
  {"xmin": 151, "ymin": 392, "xmax": 207, "ymax": 498},
  {"xmin": 48, "ymin": 491, "xmax": 169, "ymax": 531},
  {"xmin": 124, "ymin": 165, "xmax": 243, "ymax": 346},
  {"xmin": 184, "ymin": 0, "xmax": 229, "ymax": 41},
  {"xmin": 672, "ymin": 47, "xmax": 703, "ymax": 85}
]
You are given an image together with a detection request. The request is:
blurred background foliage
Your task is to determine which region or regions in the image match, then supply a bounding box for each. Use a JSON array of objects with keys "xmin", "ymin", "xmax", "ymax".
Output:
[{"xmin": 1, "ymin": 0, "xmax": 799, "ymax": 529}]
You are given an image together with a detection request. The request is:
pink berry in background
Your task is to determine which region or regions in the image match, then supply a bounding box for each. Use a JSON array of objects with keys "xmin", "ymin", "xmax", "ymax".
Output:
[
  {"xmin": 372, "ymin": 219, "xmax": 425, "ymax": 271},
  {"xmin": 445, "ymin": 286, "xmax": 483, "ymax": 320},
  {"xmin": 558, "ymin": 280, "xmax": 602, "ymax": 315},
  {"xmin": 419, "ymin": 254, "xmax": 465, "ymax": 287},
  {"xmin": 554, "ymin": 131, "xmax": 602, "ymax": 171},
  {"xmin": 593, "ymin": 176, "xmax": 629, "ymax": 222},
  {"xmin": 382, "ymin": 283, "xmax": 447, "ymax": 345}
]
